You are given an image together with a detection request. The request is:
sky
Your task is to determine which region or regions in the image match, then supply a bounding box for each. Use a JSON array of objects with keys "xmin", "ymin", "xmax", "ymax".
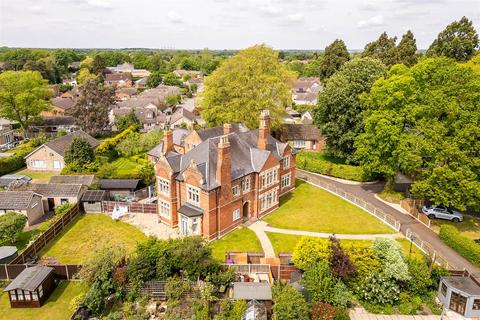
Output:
[{"xmin": 1, "ymin": 0, "xmax": 479, "ymax": 50}]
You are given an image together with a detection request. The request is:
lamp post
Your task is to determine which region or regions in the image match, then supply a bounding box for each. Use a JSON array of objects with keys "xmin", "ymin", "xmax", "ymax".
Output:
[{"xmin": 409, "ymin": 234, "xmax": 416, "ymax": 260}]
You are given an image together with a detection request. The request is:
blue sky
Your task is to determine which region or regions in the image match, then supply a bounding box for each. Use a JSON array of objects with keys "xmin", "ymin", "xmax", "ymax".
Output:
[{"xmin": 0, "ymin": 0, "xmax": 479, "ymax": 49}]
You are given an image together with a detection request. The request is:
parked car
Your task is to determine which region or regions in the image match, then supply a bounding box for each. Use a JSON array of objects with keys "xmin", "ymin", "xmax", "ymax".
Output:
[{"xmin": 421, "ymin": 205, "xmax": 463, "ymax": 222}]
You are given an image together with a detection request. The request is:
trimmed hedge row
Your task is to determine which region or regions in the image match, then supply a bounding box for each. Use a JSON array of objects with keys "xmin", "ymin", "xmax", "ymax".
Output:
[
  {"xmin": 0, "ymin": 144, "xmax": 36, "ymax": 176},
  {"xmin": 439, "ymin": 225, "xmax": 480, "ymax": 266},
  {"xmin": 296, "ymin": 151, "xmax": 373, "ymax": 182}
]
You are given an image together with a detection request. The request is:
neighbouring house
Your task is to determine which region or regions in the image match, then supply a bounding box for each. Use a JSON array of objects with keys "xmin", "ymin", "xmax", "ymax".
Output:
[
  {"xmin": 232, "ymin": 282, "xmax": 272, "ymax": 318},
  {"xmin": 173, "ymin": 69, "xmax": 202, "ymax": 79},
  {"xmin": 0, "ymin": 174, "xmax": 31, "ymax": 189},
  {"xmin": 169, "ymin": 107, "xmax": 204, "ymax": 129},
  {"xmin": 99, "ymin": 179, "xmax": 141, "ymax": 200},
  {"xmin": 10, "ymin": 183, "xmax": 86, "ymax": 212},
  {"xmin": 24, "ymin": 130, "xmax": 100, "ymax": 172},
  {"xmin": 438, "ymin": 275, "xmax": 480, "ymax": 318},
  {"xmin": 0, "ymin": 119, "xmax": 15, "ymax": 149},
  {"xmin": 0, "ymin": 191, "xmax": 44, "ymax": 226},
  {"xmin": 3, "ymin": 265, "xmax": 55, "ymax": 308},
  {"xmin": 152, "ymin": 110, "xmax": 296, "ymax": 239},
  {"xmin": 147, "ymin": 128, "xmax": 189, "ymax": 162},
  {"xmin": 49, "ymin": 175, "xmax": 97, "ymax": 187},
  {"xmin": 134, "ymin": 77, "xmax": 148, "ymax": 88},
  {"xmin": 181, "ymin": 123, "xmax": 249, "ymax": 153},
  {"xmin": 68, "ymin": 61, "xmax": 81, "ymax": 70},
  {"xmin": 42, "ymin": 97, "xmax": 76, "ymax": 117},
  {"xmin": 115, "ymin": 87, "xmax": 138, "ymax": 101},
  {"xmin": 81, "ymin": 190, "xmax": 107, "ymax": 213},
  {"xmin": 0, "ymin": 246, "xmax": 18, "ymax": 264},
  {"xmin": 110, "ymin": 106, "xmax": 167, "ymax": 132},
  {"xmin": 300, "ymin": 110, "xmax": 314, "ymax": 124},
  {"xmin": 292, "ymin": 77, "xmax": 322, "ymax": 106},
  {"xmin": 105, "ymin": 72, "xmax": 132, "ymax": 87},
  {"xmin": 30, "ymin": 116, "xmax": 79, "ymax": 137},
  {"xmin": 107, "ymin": 63, "xmax": 150, "ymax": 78},
  {"xmin": 276, "ymin": 124, "xmax": 325, "ymax": 152},
  {"xmin": 177, "ymin": 97, "xmax": 200, "ymax": 116}
]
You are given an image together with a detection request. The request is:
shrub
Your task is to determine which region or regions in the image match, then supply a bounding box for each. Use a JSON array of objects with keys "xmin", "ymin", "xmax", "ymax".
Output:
[
  {"xmin": 272, "ymin": 282, "xmax": 309, "ymax": 320},
  {"xmin": 398, "ymin": 292, "xmax": 422, "ymax": 315},
  {"xmin": 165, "ymin": 276, "xmax": 191, "ymax": 301},
  {"xmin": 95, "ymin": 125, "xmax": 137, "ymax": 159},
  {"xmin": 373, "ymin": 238, "xmax": 410, "ymax": 281},
  {"xmin": 0, "ymin": 212, "xmax": 28, "ymax": 245},
  {"xmin": 292, "ymin": 237, "xmax": 330, "ymax": 270},
  {"xmin": 296, "ymin": 151, "xmax": 372, "ymax": 182},
  {"xmin": 406, "ymin": 259, "xmax": 432, "ymax": 295},
  {"xmin": 311, "ymin": 302, "xmax": 336, "ymax": 320},
  {"xmin": 331, "ymin": 281, "xmax": 351, "ymax": 308},
  {"xmin": 439, "ymin": 225, "xmax": 480, "ymax": 265},
  {"xmin": 329, "ymin": 236, "xmax": 356, "ymax": 279},
  {"xmin": 357, "ymin": 273, "xmax": 400, "ymax": 305},
  {"xmin": 0, "ymin": 140, "xmax": 39, "ymax": 176},
  {"xmin": 302, "ymin": 260, "xmax": 338, "ymax": 304},
  {"xmin": 334, "ymin": 307, "xmax": 350, "ymax": 320}
]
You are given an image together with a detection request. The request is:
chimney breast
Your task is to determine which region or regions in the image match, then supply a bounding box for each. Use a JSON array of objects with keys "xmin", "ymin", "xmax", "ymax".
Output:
[
  {"xmin": 223, "ymin": 123, "xmax": 233, "ymax": 135},
  {"xmin": 216, "ymin": 135, "xmax": 232, "ymax": 199},
  {"xmin": 163, "ymin": 129, "xmax": 174, "ymax": 154},
  {"xmin": 258, "ymin": 110, "xmax": 270, "ymax": 150}
]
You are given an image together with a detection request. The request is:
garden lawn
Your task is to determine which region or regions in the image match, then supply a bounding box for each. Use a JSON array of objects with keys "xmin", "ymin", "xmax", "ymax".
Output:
[
  {"xmin": 264, "ymin": 180, "xmax": 394, "ymax": 234},
  {"xmin": 210, "ymin": 227, "xmax": 263, "ymax": 262},
  {"xmin": 110, "ymin": 154, "xmax": 146, "ymax": 178},
  {"xmin": 431, "ymin": 216, "xmax": 480, "ymax": 240},
  {"xmin": 39, "ymin": 213, "xmax": 147, "ymax": 264},
  {"xmin": 0, "ymin": 281, "xmax": 87, "ymax": 320},
  {"xmin": 15, "ymin": 168, "xmax": 57, "ymax": 182},
  {"xmin": 266, "ymin": 232, "xmax": 425, "ymax": 260}
]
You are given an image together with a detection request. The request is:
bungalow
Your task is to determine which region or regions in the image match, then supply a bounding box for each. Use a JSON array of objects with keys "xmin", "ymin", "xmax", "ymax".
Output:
[
  {"xmin": 4, "ymin": 265, "xmax": 55, "ymax": 308},
  {"xmin": 0, "ymin": 191, "xmax": 44, "ymax": 226},
  {"xmin": 276, "ymin": 124, "xmax": 325, "ymax": 152},
  {"xmin": 105, "ymin": 72, "xmax": 132, "ymax": 87},
  {"xmin": 49, "ymin": 175, "xmax": 97, "ymax": 187},
  {"xmin": 169, "ymin": 107, "xmax": 204, "ymax": 129},
  {"xmin": 24, "ymin": 130, "xmax": 100, "ymax": 172},
  {"xmin": 30, "ymin": 116, "xmax": 79, "ymax": 137}
]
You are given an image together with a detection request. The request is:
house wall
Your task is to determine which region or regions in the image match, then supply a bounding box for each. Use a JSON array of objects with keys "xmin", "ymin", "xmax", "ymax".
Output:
[
  {"xmin": 0, "ymin": 129, "xmax": 14, "ymax": 146},
  {"xmin": 183, "ymin": 131, "xmax": 203, "ymax": 153},
  {"xmin": 25, "ymin": 146, "xmax": 64, "ymax": 172},
  {"xmin": 26, "ymin": 195, "xmax": 44, "ymax": 225}
]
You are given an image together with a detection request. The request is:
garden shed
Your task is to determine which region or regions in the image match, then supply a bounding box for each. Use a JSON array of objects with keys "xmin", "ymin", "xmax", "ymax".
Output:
[
  {"xmin": 3, "ymin": 265, "xmax": 55, "ymax": 308},
  {"xmin": 438, "ymin": 275, "xmax": 480, "ymax": 318},
  {"xmin": 81, "ymin": 190, "xmax": 107, "ymax": 212}
]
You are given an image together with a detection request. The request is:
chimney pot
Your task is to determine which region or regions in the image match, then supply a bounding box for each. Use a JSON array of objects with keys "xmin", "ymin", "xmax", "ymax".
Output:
[{"xmin": 223, "ymin": 123, "xmax": 233, "ymax": 135}]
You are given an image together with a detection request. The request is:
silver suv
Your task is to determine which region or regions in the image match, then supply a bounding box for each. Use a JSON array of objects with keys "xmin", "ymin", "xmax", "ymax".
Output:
[{"xmin": 421, "ymin": 205, "xmax": 463, "ymax": 222}]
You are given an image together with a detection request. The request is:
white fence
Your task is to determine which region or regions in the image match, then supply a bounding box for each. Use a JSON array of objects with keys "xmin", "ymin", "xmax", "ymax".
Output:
[
  {"xmin": 405, "ymin": 228, "xmax": 453, "ymax": 269},
  {"xmin": 297, "ymin": 169, "xmax": 401, "ymax": 232}
]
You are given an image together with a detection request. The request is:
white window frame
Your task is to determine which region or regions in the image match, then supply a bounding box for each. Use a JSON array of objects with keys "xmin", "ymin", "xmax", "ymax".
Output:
[
  {"xmin": 260, "ymin": 166, "xmax": 279, "ymax": 190},
  {"xmin": 233, "ymin": 208, "xmax": 241, "ymax": 221},
  {"xmin": 259, "ymin": 188, "xmax": 279, "ymax": 212},
  {"xmin": 31, "ymin": 160, "xmax": 46, "ymax": 169},
  {"xmin": 53, "ymin": 160, "xmax": 62, "ymax": 169},
  {"xmin": 282, "ymin": 156, "xmax": 290, "ymax": 169},
  {"xmin": 292, "ymin": 140, "xmax": 306, "ymax": 148},
  {"xmin": 159, "ymin": 200, "xmax": 170, "ymax": 218},
  {"xmin": 187, "ymin": 184, "xmax": 200, "ymax": 206},
  {"xmin": 281, "ymin": 173, "xmax": 291, "ymax": 190},
  {"xmin": 232, "ymin": 185, "xmax": 240, "ymax": 197},
  {"xmin": 158, "ymin": 177, "xmax": 170, "ymax": 195},
  {"xmin": 241, "ymin": 176, "xmax": 250, "ymax": 192}
]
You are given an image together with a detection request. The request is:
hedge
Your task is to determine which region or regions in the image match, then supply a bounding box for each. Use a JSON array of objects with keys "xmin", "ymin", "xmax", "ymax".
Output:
[
  {"xmin": 0, "ymin": 144, "xmax": 36, "ymax": 176},
  {"xmin": 95, "ymin": 125, "xmax": 137, "ymax": 159},
  {"xmin": 296, "ymin": 151, "xmax": 373, "ymax": 182},
  {"xmin": 439, "ymin": 225, "xmax": 480, "ymax": 266}
]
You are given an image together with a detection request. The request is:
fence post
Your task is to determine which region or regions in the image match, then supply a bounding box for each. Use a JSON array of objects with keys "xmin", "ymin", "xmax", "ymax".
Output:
[
  {"xmin": 66, "ymin": 265, "xmax": 69, "ymax": 280},
  {"xmin": 4, "ymin": 265, "xmax": 8, "ymax": 280}
]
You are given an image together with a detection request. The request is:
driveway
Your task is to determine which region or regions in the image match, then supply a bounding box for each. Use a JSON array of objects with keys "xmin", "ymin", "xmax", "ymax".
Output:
[{"xmin": 297, "ymin": 169, "xmax": 480, "ymax": 274}]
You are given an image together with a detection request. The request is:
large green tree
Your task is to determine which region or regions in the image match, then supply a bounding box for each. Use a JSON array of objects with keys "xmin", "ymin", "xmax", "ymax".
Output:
[
  {"xmin": 362, "ymin": 32, "xmax": 398, "ymax": 68},
  {"xmin": 320, "ymin": 39, "xmax": 350, "ymax": 80},
  {"xmin": 396, "ymin": 30, "xmax": 418, "ymax": 67},
  {"xmin": 200, "ymin": 45, "xmax": 296, "ymax": 129},
  {"xmin": 355, "ymin": 58, "xmax": 480, "ymax": 209},
  {"xmin": 64, "ymin": 137, "xmax": 95, "ymax": 170},
  {"xmin": 314, "ymin": 58, "xmax": 386, "ymax": 162},
  {"xmin": 427, "ymin": 16, "xmax": 479, "ymax": 61},
  {"xmin": 71, "ymin": 79, "xmax": 115, "ymax": 135},
  {"xmin": 0, "ymin": 71, "xmax": 53, "ymax": 137}
]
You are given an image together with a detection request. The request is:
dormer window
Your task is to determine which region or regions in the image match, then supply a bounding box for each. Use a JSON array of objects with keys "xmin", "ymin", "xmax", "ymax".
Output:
[
  {"xmin": 158, "ymin": 177, "xmax": 170, "ymax": 195},
  {"xmin": 282, "ymin": 156, "xmax": 290, "ymax": 169},
  {"xmin": 232, "ymin": 185, "xmax": 240, "ymax": 197},
  {"xmin": 187, "ymin": 184, "xmax": 200, "ymax": 206}
]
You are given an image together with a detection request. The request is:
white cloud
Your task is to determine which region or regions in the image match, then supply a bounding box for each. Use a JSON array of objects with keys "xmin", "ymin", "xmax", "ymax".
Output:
[
  {"xmin": 286, "ymin": 13, "xmax": 304, "ymax": 22},
  {"xmin": 357, "ymin": 15, "xmax": 385, "ymax": 29},
  {"xmin": 167, "ymin": 11, "xmax": 183, "ymax": 24}
]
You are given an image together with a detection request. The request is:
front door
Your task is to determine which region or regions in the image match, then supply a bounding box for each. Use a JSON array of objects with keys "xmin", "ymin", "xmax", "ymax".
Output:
[
  {"xmin": 449, "ymin": 291, "xmax": 467, "ymax": 316},
  {"xmin": 242, "ymin": 202, "xmax": 249, "ymax": 221},
  {"xmin": 181, "ymin": 216, "xmax": 189, "ymax": 236},
  {"xmin": 47, "ymin": 198, "xmax": 55, "ymax": 211}
]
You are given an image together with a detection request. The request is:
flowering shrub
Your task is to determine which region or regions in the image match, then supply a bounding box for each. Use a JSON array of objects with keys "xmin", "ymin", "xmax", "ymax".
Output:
[
  {"xmin": 357, "ymin": 273, "xmax": 400, "ymax": 305},
  {"xmin": 373, "ymin": 238, "xmax": 410, "ymax": 281}
]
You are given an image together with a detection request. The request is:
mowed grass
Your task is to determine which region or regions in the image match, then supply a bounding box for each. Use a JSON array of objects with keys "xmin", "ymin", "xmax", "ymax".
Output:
[
  {"xmin": 15, "ymin": 169, "xmax": 57, "ymax": 182},
  {"xmin": 431, "ymin": 215, "xmax": 480, "ymax": 240},
  {"xmin": 210, "ymin": 227, "xmax": 263, "ymax": 262},
  {"xmin": 0, "ymin": 281, "xmax": 87, "ymax": 320},
  {"xmin": 39, "ymin": 213, "xmax": 147, "ymax": 264},
  {"xmin": 264, "ymin": 180, "xmax": 394, "ymax": 234},
  {"xmin": 110, "ymin": 154, "xmax": 146, "ymax": 178},
  {"xmin": 266, "ymin": 232, "xmax": 425, "ymax": 261}
]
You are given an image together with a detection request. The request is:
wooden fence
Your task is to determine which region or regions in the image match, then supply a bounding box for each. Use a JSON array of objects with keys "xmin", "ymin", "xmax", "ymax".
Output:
[
  {"xmin": 11, "ymin": 204, "xmax": 83, "ymax": 264},
  {"xmin": 0, "ymin": 264, "xmax": 81, "ymax": 280},
  {"xmin": 102, "ymin": 201, "xmax": 157, "ymax": 214},
  {"xmin": 400, "ymin": 199, "xmax": 430, "ymax": 228}
]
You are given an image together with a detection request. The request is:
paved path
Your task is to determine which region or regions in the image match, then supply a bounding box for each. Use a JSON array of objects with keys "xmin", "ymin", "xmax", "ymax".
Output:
[
  {"xmin": 349, "ymin": 307, "xmax": 443, "ymax": 320},
  {"xmin": 297, "ymin": 169, "xmax": 480, "ymax": 274},
  {"xmin": 248, "ymin": 221, "xmax": 276, "ymax": 258}
]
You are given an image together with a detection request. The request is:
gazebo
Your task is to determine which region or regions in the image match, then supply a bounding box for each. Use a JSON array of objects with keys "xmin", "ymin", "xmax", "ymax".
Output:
[{"xmin": 438, "ymin": 275, "xmax": 480, "ymax": 318}]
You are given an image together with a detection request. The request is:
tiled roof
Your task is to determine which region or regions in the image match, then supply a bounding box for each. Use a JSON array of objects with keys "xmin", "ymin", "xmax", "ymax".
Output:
[
  {"xmin": 42, "ymin": 130, "xmax": 99, "ymax": 157},
  {"xmin": 99, "ymin": 179, "xmax": 140, "ymax": 190},
  {"xmin": 4, "ymin": 266, "xmax": 54, "ymax": 292},
  {"xmin": 197, "ymin": 123, "xmax": 248, "ymax": 141},
  {"xmin": 178, "ymin": 203, "xmax": 204, "ymax": 217},
  {"xmin": 51, "ymin": 97, "xmax": 75, "ymax": 110},
  {"xmin": 49, "ymin": 175, "xmax": 96, "ymax": 186},
  {"xmin": 0, "ymin": 191, "xmax": 37, "ymax": 210},
  {"xmin": 169, "ymin": 107, "xmax": 198, "ymax": 124},
  {"xmin": 105, "ymin": 73, "xmax": 131, "ymax": 82},
  {"xmin": 81, "ymin": 190, "xmax": 107, "ymax": 202},
  {"xmin": 14, "ymin": 183, "xmax": 83, "ymax": 198},
  {"xmin": 278, "ymin": 124, "xmax": 322, "ymax": 141},
  {"xmin": 39, "ymin": 116, "xmax": 76, "ymax": 126}
]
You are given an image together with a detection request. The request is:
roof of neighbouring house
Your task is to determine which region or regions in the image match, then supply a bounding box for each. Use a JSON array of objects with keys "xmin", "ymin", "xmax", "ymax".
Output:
[
  {"xmin": 147, "ymin": 128, "xmax": 189, "ymax": 158},
  {"xmin": 105, "ymin": 73, "xmax": 132, "ymax": 82},
  {"xmin": 99, "ymin": 179, "xmax": 140, "ymax": 190},
  {"xmin": 196, "ymin": 123, "xmax": 249, "ymax": 141},
  {"xmin": 0, "ymin": 175, "xmax": 31, "ymax": 188},
  {"xmin": 4, "ymin": 265, "xmax": 54, "ymax": 292},
  {"xmin": 36, "ymin": 130, "xmax": 99, "ymax": 157},
  {"xmin": 293, "ymin": 92, "xmax": 318, "ymax": 103},
  {"xmin": 12, "ymin": 183, "xmax": 84, "ymax": 198},
  {"xmin": 442, "ymin": 276, "xmax": 480, "ymax": 296},
  {"xmin": 178, "ymin": 203, "xmax": 204, "ymax": 217},
  {"xmin": 81, "ymin": 190, "xmax": 107, "ymax": 202},
  {"xmin": 0, "ymin": 191, "xmax": 38, "ymax": 210},
  {"xmin": 278, "ymin": 124, "xmax": 322, "ymax": 141},
  {"xmin": 233, "ymin": 282, "xmax": 272, "ymax": 300},
  {"xmin": 49, "ymin": 175, "xmax": 96, "ymax": 186},
  {"xmin": 37, "ymin": 116, "xmax": 77, "ymax": 126},
  {"xmin": 51, "ymin": 97, "xmax": 75, "ymax": 110},
  {"xmin": 169, "ymin": 107, "xmax": 198, "ymax": 124}
]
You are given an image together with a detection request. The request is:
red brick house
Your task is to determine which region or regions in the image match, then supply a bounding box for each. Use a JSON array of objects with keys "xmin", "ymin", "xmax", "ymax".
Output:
[{"xmin": 152, "ymin": 111, "xmax": 296, "ymax": 240}]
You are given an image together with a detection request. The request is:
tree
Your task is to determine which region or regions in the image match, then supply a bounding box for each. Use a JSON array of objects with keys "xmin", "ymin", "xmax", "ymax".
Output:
[
  {"xmin": 0, "ymin": 71, "xmax": 53, "ymax": 137},
  {"xmin": 372, "ymin": 238, "xmax": 410, "ymax": 282},
  {"xmin": 355, "ymin": 58, "xmax": 480, "ymax": 209},
  {"xmin": 64, "ymin": 137, "xmax": 95, "ymax": 170},
  {"xmin": 0, "ymin": 212, "xmax": 27, "ymax": 245},
  {"xmin": 301, "ymin": 260, "xmax": 337, "ymax": 304},
  {"xmin": 314, "ymin": 57, "xmax": 386, "ymax": 162},
  {"xmin": 200, "ymin": 45, "xmax": 296, "ymax": 129},
  {"xmin": 396, "ymin": 30, "xmax": 418, "ymax": 67},
  {"xmin": 272, "ymin": 282, "xmax": 309, "ymax": 320},
  {"xmin": 427, "ymin": 16, "xmax": 479, "ymax": 61},
  {"xmin": 362, "ymin": 32, "xmax": 399, "ymax": 68},
  {"xmin": 76, "ymin": 68, "xmax": 97, "ymax": 85},
  {"xmin": 23, "ymin": 57, "xmax": 61, "ymax": 83},
  {"xmin": 91, "ymin": 54, "xmax": 106, "ymax": 75},
  {"xmin": 71, "ymin": 79, "xmax": 115, "ymax": 135},
  {"xmin": 116, "ymin": 110, "xmax": 141, "ymax": 132},
  {"xmin": 163, "ymin": 72, "xmax": 183, "ymax": 86},
  {"xmin": 329, "ymin": 236, "xmax": 356, "ymax": 279},
  {"xmin": 146, "ymin": 71, "xmax": 163, "ymax": 88},
  {"xmin": 320, "ymin": 39, "xmax": 350, "ymax": 80},
  {"xmin": 463, "ymin": 52, "xmax": 480, "ymax": 74}
]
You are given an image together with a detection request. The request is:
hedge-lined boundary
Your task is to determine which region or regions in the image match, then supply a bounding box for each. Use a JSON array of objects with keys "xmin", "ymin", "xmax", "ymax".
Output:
[
  {"xmin": 296, "ymin": 152, "xmax": 373, "ymax": 182},
  {"xmin": 0, "ymin": 144, "xmax": 36, "ymax": 176},
  {"xmin": 439, "ymin": 225, "xmax": 480, "ymax": 266}
]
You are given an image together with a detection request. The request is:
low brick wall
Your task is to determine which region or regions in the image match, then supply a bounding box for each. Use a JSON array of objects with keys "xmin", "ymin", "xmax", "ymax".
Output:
[{"xmin": 102, "ymin": 201, "xmax": 157, "ymax": 214}]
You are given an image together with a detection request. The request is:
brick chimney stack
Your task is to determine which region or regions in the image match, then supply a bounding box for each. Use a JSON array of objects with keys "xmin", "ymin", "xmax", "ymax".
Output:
[
  {"xmin": 216, "ymin": 135, "xmax": 232, "ymax": 200},
  {"xmin": 223, "ymin": 123, "xmax": 233, "ymax": 135},
  {"xmin": 163, "ymin": 129, "xmax": 174, "ymax": 154},
  {"xmin": 258, "ymin": 110, "xmax": 270, "ymax": 150}
]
